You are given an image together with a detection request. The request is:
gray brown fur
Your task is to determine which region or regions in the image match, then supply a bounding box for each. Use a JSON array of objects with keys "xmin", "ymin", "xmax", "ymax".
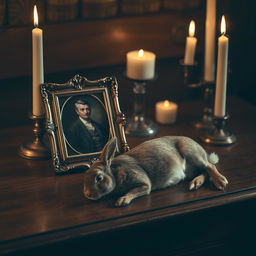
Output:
[{"xmin": 83, "ymin": 136, "xmax": 228, "ymax": 207}]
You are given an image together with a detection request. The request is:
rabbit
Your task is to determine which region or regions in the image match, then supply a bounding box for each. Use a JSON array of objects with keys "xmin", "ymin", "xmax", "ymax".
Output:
[{"xmin": 83, "ymin": 136, "xmax": 228, "ymax": 207}]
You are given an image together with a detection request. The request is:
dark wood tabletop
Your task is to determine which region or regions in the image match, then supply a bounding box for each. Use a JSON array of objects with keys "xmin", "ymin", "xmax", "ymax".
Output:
[{"xmin": 0, "ymin": 97, "xmax": 256, "ymax": 255}]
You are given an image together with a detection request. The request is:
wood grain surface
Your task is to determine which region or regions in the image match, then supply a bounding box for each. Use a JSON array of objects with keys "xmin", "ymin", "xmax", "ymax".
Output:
[{"xmin": 0, "ymin": 97, "xmax": 255, "ymax": 255}]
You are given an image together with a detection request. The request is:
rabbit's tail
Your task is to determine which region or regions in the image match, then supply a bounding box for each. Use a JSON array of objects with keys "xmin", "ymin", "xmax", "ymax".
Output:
[{"xmin": 208, "ymin": 152, "xmax": 219, "ymax": 165}]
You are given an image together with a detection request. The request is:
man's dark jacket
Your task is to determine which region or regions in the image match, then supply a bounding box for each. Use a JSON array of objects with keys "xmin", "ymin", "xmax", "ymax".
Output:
[{"xmin": 67, "ymin": 118, "xmax": 108, "ymax": 154}]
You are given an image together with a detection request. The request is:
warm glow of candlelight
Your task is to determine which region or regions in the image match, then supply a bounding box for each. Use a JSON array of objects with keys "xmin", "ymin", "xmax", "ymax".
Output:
[
  {"xmin": 34, "ymin": 5, "xmax": 38, "ymax": 27},
  {"xmin": 221, "ymin": 15, "xmax": 226, "ymax": 35},
  {"xmin": 189, "ymin": 20, "xmax": 195, "ymax": 37},
  {"xmin": 156, "ymin": 100, "xmax": 178, "ymax": 124},
  {"xmin": 138, "ymin": 49, "xmax": 144, "ymax": 57},
  {"xmin": 127, "ymin": 50, "xmax": 156, "ymax": 79},
  {"xmin": 32, "ymin": 4, "xmax": 44, "ymax": 116},
  {"xmin": 164, "ymin": 100, "xmax": 170, "ymax": 107}
]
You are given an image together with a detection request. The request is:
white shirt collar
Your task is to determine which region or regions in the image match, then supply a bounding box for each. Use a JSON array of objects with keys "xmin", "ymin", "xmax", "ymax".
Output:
[{"xmin": 79, "ymin": 117, "xmax": 95, "ymax": 131}]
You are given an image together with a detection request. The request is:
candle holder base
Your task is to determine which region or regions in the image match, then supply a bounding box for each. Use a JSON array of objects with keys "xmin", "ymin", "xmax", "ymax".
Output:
[
  {"xmin": 180, "ymin": 60, "xmax": 214, "ymax": 129},
  {"xmin": 19, "ymin": 141, "xmax": 50, "ymax": 160},
  {"xmin": 19, "ymin": 114, "xmax": 50, "ymax": 160},
  {"xmin": 125, "ymin": 117, "xmax": 158, "ymax": 137},
  {"xmin": 192, "ymin": 81, "xmax": 215, "ymax": 130},
  {"xmin": 200, "ymin": 115, "xmax": 236, "ymax": 145},
  {"xmin": 124, "ymin": 75, "xmax": 158, "ymax": 137},
  {"xmin": 192, "ymin": 111, "xmax": 214, "ymax": 130}
]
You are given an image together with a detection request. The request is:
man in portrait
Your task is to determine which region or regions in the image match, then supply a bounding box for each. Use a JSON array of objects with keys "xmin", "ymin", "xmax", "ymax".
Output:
[{"xmin": 67, "ymin": 99, "xmax": 108, "ymax": 154}]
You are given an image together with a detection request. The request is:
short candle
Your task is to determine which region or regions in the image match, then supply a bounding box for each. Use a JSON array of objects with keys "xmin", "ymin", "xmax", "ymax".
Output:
[
  {"xmin": 156, "ymin": 100, "xmax": 178, "ymax": 124},
  {"xmin": 126, "ymin": 49, "xmax": 156, "ymax": 80}
]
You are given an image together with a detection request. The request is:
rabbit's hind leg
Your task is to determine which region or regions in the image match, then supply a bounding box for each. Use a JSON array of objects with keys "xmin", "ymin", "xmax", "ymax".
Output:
[
  {"xmin": 189, "ymin": 173, "xmax": 207, "ymax": 191},
  {"xmin": 205, "ymin": 163, "xmax": 228, "ymax": 190},
  {"xmin": 177, "ymin": 138, "xmax": 228, "ymax": 190}
]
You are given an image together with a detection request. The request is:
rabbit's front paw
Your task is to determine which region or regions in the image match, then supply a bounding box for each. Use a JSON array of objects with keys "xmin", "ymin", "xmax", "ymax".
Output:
[
  {"xmin": 115, "ymin": 195, "xmax": 132, "ymax": 207},
  {"xmin": 212, "ymin": 174, "xmax": 228, "ymax": 190}
]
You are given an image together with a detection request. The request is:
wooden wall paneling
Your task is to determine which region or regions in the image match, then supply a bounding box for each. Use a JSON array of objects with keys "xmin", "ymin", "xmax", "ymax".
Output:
[
  {"xmin": 7, "ymin": 0, "xmax": 45, "ymax": 25},
  {"xmin": 0, "ymin": 11, "xmax": 204, "ymax": 79},
  {"xmin": 46, "ymin": 0, "xmax": 79, "ymax": 22}
]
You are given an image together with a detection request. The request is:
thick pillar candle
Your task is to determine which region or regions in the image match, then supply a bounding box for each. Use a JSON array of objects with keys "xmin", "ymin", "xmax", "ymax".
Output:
[
  {"xmin": 184, "ymin": 20, "xmax": 197, "ymax": 65},
  {"xmin": 126, "ymin": 49, "xmax": 156, "ymax": 80},
  {"xmin": 32, "ymin": 5, "xmax": 44, "ymax": 116},
  {"xmin": 204, "ymin": 0, "xmax": 216, "ymax": 82},
  {"xmin": 214, "ymin": 16, "xmax": 229, "ymax": 117},
  {"xmin": 156, "ymin": 100, "xmax": 178, "ymax": 124}
]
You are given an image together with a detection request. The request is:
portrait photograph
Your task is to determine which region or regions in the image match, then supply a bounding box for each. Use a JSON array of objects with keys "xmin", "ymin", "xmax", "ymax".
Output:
[
  {"xmin": 60, "ymin": 93, "xmax": 110, "ymax": 157},
  {"xmin": 41, "ymin": 75, "xmax": 129, "ymax": 173}
]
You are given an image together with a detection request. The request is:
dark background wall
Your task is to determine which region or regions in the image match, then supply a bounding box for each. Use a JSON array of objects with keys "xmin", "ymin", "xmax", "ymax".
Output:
[
  {"xmin": 0, "ymin": 0, "xmax": 255, "ymax": 129},
  {"xmin": 228, "ymin": 1, "xmax": 256, "ymax": 104}
]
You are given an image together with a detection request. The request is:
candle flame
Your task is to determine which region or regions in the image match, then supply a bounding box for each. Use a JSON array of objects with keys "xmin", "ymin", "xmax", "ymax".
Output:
[
  {"xmin": 138, "ymin": 49, "xmax": 144, "ymax": 57},
  {"xmin": 189, "ymin": 20, "xmax": 195, "ymax": 37},
  {"xmin": 164, "ymin": 100, "xmax": 170, "ymax": 107},
  {"xmin": 221, "ymin": 15, "xmax": 226, "ymax": 35},
  {"xmin": 34, "ymin": 5, "xmax": 38, "ymax": 27}
]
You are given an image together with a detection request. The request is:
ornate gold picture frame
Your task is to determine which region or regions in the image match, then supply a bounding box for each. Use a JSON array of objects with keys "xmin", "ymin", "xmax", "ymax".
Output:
[{"xmin": 41, "ymin": 75, "xmax": 129, "ymax": 173}]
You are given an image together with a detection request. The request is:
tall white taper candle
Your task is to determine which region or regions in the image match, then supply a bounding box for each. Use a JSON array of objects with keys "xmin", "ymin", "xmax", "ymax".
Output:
[
  {"xmin": 32, "ymin": 5, "xmax": 44, "ymax": 116},
  {"xmin": 214, "ymin": 16, "xmax": 229, "ymax": 117},
  {"xmin": 204, "ymin": 0, "xmax": 216, "ymax": 82},
  {"xmin": 184, "ymin": 20, "xmax": 197, "ymax": 65}
]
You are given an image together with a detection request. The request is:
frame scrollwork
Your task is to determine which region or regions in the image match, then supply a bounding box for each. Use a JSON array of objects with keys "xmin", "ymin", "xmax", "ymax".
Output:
[{"xmin": 41, "ymin": 75, "xmax": 129, "ymax": 173}]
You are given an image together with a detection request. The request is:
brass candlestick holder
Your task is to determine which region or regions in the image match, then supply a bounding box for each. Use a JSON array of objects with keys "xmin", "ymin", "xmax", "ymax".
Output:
[
  {"xmin": 125, "ymin": 75, "xmax": 158, "ymax": 137},
  {"xmin": 200, "ymin": 115, "xmax": 236, "ymax": 145},
  {"xmin": 180, "ymin": 60, "xmax": 214, "ymax": 130},
  {"xmin": 19, "ymin": 114, "xmax": 50, "ymax": 159}
]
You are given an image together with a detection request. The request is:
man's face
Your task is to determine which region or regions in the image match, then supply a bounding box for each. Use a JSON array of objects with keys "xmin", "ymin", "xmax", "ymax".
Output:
[{"xmin": 76, "ymin": 104, "xmax": 91, "ymax": 120}]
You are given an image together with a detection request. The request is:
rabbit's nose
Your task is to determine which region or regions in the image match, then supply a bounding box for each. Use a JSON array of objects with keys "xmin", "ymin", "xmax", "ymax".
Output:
[
  {"xmin": 84, "ymin": 191, "xmax": 101, "ymax": 200},
  {"xmin": 83, "ymin": 191, "xmax": 95, "ymax": 199},
  {"xmin": 83, "ymin": 190, "xmax": 90, "ymax": 197}
]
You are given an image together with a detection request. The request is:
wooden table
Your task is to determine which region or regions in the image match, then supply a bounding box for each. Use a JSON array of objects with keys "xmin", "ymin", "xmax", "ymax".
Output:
[{"xmin": 0, "ymin": 97, "xmax": 255, "ymax": 256}]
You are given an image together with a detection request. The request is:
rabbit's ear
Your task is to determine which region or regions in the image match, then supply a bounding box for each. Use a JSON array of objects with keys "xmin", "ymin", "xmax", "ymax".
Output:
[{"xmin": 100, "ymin": 137, "xmax": 117, "ymax": 166}]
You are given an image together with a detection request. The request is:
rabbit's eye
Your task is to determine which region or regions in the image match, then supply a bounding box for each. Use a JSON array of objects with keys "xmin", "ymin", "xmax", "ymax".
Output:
[{"xmin": 95, "ymin": 174, "xmax": 104, "ymax": 183}]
